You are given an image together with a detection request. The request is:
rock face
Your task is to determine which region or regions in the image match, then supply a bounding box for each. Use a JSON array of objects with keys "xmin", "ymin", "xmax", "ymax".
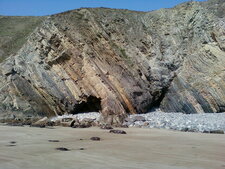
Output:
[
  {"xmin": 0, "ymin": 16, "xmax": 45, "ymax": 62},
  {"xmin": 0, "ymin": 0, "xmax": 225, "ymax": 125}
]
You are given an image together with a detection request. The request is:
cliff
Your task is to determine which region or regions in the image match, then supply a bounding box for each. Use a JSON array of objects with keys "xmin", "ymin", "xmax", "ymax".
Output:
[{"xmin": 0, "ymin": 0, "xmax": 225, "ymax": 124}]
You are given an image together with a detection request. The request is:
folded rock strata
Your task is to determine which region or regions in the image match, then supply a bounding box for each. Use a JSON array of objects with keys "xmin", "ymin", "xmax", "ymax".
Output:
[{"xmin": 0, "ymin": 0, "xmax": 225, "ymax": 125}]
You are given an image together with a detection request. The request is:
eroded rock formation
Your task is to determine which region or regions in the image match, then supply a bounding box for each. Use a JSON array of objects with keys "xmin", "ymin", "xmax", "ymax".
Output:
[{"xmin": 0, "ymin": 0, "xmax": 225, "ymax": 124}]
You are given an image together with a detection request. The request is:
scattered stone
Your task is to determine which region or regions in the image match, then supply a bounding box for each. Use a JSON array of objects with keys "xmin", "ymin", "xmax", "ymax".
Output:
[
  {"xmin": 56, "ymin": 147, "xmax": 70, "ymax": 151},
  {"xmin": 124, "ymin": 116, "xmax": 145, "ymax": 124},
  {"xmin": 79, "ymin": 148, "xmax": 85, "ymax": 150},
  {"xmin": 78, "ymin": 121, "xmax": 92, "ymax": 128},
  {"xmin": 71, "ymin": 122, "xmax": 80, "ymax": 128},
  {"xmin": 124, "ymin": 117, "xmax": 134, "ymax": 124},
  {"xmin": 60, "ymin": 117, "xmax": 77, "ymax": 127},
  {"xmin": 181, "ymin": 128, "xmax": 189, "ymax": 132},
  {"xmin": 209, "ymin": 130, "xmax": 224, "ymax": 134},
  {"xmin": 109, "ymin": 129, "xmax": 127, "ymax": 134},
  {"xmin": 53, "ymin": 119, "xmax": 61, "ymax": 126},
  {"xmin": 70, "ymin": 118, "xmax": 81, "ymax": 128},
  {"xmin": 188, "ymin": 129, "xmax": 197, "ymax": 132},
  {"xmin": 143, "ymin": 122, "xmax": 149, "ymax": 126},
  {"xmin": 60, "ymin": 122, "xmax": 72, "ymax": 127},
  {"xmin": 132, "ymin": 116, "xmax": 146, "ymax": 122},
  {"xmin": 48, "ymin": 140, "xmax": 60, "ymax": 142},
  {"xmin": 100, "ymin": 124, "xmax": 113, "ymax": 130},
  {"xmin": 82, "ymin": 118, "xmax": 95, "ymax": 123},
  {"xmin": 46, "ymin": 121, "xmax": 55, "ymax": 126},
  {"xmin": 91, "ymin": 121, "xmax": 99, "ymax": 126},
  {"xmin": 22, "ymin": 121, "xmax": 32, "ymax": 125},
  {"xmin": 124, "ymin": 112, "xmax": 225, "ymax": 133},
  {"xmin": 90, "ymin": 137, "xmax": 101, "ymax": 141},
  {"xmin": 50, "ymin": 113, "xmax": 100, "ymax": 128},
  {"xmin": 61, "ymin": 118, "xmax": 74, "ymax": 122}
]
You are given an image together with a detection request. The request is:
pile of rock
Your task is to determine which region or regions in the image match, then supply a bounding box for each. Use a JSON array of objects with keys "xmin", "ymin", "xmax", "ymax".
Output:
[
  {"xmin": 124, "ymin": 112, "xmax": 225, "ymax": 134},
  {"xmin": 0, "ymin": 114, "xmax": 41, "ymax": 127},
  {"xmin": 31, "ymin": 116, "xmax": 99, "ymax": 128},
  {"xmin": 2, "ymin": 111, "xmax": 225, "ymax": 134},
  {"xmin": 51, "ymin": 112, "xmax": 100, "ymax": 128}
]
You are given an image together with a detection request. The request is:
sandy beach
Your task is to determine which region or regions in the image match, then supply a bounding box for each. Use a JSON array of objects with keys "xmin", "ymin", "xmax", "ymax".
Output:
[{"xmin": 0, "ymin": 125, "xmax": 224, "ymax": 169}]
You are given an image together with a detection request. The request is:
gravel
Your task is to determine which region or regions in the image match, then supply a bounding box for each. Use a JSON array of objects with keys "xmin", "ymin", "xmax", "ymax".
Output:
[
  {"xmin": 124, "ymin": 111, "xmax": 225, "ymax": 133},
  {"xmin": 50, "ymin": 111, "xmax": 225, "ymax": 133},
  {"xmin": 50, "ymin": 112, "xmax": 100, "ymax": 122}
]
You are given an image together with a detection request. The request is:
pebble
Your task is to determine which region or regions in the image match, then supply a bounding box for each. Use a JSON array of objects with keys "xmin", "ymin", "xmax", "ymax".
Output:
[
  {"xmin": 48, "ymin": 140, "xmax": 60, "ymax": 142},
  {"xmin": 124, "ymin": 111, "xmax": 225, "ymax": 133},
  {"xmin": 56, "ymin": 147, "xmax": 70, "ymax": 151},
  {"xmin": 50, "ymin": 111, "xmax": 225, "ymax": 133},
  {"xmin": 90, "ymin": 137, "xmax": 101, "ymax": 141}
]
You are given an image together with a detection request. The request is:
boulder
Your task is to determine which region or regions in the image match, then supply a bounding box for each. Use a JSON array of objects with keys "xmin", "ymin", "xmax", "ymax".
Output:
[
  {"xmin": 31, "ymin": 117, "xmax": 49, "ymax": 128},
  {"xmin": 60, "ymin": 118, "xmax": 78, "ymax": 127}
]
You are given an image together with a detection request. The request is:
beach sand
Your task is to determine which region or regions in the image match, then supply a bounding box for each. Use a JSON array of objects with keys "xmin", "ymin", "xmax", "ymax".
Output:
[{"xmin": 0, "ymin": 125, "xmax": 224, "ymax": 169}]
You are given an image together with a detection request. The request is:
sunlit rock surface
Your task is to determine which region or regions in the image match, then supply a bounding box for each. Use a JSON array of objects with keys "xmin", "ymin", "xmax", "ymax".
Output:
[{"xmin": 0, "ymin": 0, "xmax": 225, "ymax": 124}]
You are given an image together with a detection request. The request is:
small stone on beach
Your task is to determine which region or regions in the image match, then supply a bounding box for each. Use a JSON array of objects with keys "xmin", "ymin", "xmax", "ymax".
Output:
[
  {"xmin": 48, "ymin": 140, "xmax": 60, "ymax": 142},
  {"xmin": 90, "ymin": 137, "xmax": 101, "ymax": 141},
  {"xmin": 100, "ymin": 124, "xmax": 113, "ymax": 130},
  {"xmin": 109, "ymin": 129, "xmax": 127, "ymax": 134},
  {"xmin": 56, "ymin": 147, "xmax": 70, "ymax": 151},
  {"xmin": 10, "ymin": 141, "xmax": 16, "ymax": 144}
]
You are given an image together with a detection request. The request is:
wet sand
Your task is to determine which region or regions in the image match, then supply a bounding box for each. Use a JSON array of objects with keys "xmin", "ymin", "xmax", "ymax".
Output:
[{"xmin": 0, "ymin": 125, "xmax": 224, "ymax": 169}]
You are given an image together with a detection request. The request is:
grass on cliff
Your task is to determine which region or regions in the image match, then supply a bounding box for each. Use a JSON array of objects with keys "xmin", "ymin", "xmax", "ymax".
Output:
[{"xmin": 0, "ymin": 16, "xmax": 45, "ymax": 63}]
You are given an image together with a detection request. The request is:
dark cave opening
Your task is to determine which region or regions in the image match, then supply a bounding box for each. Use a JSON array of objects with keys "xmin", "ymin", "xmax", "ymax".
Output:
[
  {"xmin": 149, "ymin": 88, "xmax": 169, "ymax": 111},
  {"xmin": 72, "ymin": 96, "xmax": 102, "ymax": 114}
]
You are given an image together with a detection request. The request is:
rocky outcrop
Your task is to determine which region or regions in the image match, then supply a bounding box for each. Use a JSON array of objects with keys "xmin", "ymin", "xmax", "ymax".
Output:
[
  {"xmin": 160, "ymin": 0, "xmax": 225, "ymax": 113},
  {"xmin": 0, "ymin": 16, "xmax": 45, "ymax": 62},
  {"xmin": 0, "ymin": 0, "xmax": 225, "ymax": 125}
]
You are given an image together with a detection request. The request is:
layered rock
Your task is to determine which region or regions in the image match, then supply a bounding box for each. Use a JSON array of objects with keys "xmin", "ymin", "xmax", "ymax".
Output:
[
  {"xmin": 160, "ymin": 0, "xmax": 225, "ymax": 113},
  {"xmin": 0, "ymin": 16, "xmax": 45, "ymax": 62},
  {"xmin": 0, "ymin": 0, "xmax": 225, "ymax": 125}
]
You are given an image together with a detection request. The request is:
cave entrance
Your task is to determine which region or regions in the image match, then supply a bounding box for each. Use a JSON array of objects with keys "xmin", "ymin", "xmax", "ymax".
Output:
[
  {"xmin": 149, "ymin": 88, "xmax": 169, "ymax": 112},
  {"xmin": 72, "ymin": 96, "xmax": 102, "ymax": 114}
]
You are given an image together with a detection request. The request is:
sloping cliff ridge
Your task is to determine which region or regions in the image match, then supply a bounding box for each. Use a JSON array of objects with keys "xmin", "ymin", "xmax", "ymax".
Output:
[{"xmin": 0, "ymin": 0, "xmax": 225, "ymax": 124}]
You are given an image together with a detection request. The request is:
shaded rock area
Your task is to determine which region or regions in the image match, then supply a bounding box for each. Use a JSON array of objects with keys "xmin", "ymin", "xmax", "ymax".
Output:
[
  {"xmin": 0, "ymin": 0, "xmax": 225, "ymax": 125},
  {"xmin": 209, "ymin": 130, "xmax": 224, "ymax": 134}
]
